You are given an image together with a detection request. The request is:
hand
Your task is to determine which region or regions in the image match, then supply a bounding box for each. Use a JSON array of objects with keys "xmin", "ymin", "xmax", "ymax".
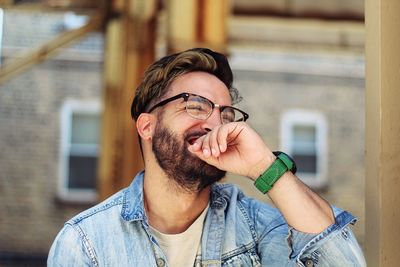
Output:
[
  {"xmin": 189, "ymin": 122, "xmax": 336, "ymax": 233},
  {"xmin": 188, "ymin": 122, "xmax": 276, "ymax": 180}
]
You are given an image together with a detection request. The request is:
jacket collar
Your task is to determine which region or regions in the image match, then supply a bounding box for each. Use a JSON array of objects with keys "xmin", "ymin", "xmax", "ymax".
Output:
[
  {"xmin": 121, "ymin": 171, "xmax": 146, "ymax": 222},
  {"xmin": 120, "ymin": 171, "xmax": 229, "ymax": 222}
]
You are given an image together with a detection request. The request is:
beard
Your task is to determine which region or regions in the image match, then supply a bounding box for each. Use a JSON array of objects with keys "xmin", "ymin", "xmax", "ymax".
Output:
[{"xmin": 152, "ymin": 121, "xmax": 226, "ymax": 193}]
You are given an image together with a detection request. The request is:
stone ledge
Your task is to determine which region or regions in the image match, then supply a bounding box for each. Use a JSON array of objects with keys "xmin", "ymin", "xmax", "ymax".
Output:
[{"xmin": 229, "ymin": 16, "xmax": 364, "ymax": 49}]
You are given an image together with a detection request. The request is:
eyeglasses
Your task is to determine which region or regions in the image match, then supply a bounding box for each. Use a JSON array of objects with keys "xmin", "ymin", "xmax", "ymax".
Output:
[{"xmin": 147, "ymin": 92, "xmax": 249, "ymax": 124}]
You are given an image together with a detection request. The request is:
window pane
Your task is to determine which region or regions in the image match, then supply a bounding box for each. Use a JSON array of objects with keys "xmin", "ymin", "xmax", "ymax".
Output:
[
  {"xmin": 71, "ymin": 113, "xmax": 100, "ymax": 145},
  {"xmin": 292, "ymin": 125, "xmax": 317, "ymax": 173},
  {"xmin": 293, "ymin": 154, "xmax": 317, "ymax": 173},
  {"xmin": 68, "ymin": 155, "xmax": 97, "ymax": 189},
  {"xmin": 292, "ymin": 125, "xmax": 316, "ymax": 154}
]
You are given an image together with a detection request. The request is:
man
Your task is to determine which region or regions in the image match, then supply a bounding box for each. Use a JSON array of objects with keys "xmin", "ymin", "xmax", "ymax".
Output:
[{"xmin": 48, "ymin": 48, "xmax": 366, "ymax": 266}]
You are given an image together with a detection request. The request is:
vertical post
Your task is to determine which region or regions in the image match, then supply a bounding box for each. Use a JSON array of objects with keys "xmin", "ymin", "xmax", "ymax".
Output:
[
  {"xmin": 99, "ymin": 0, "xmax": 157, "ymax": 200},
  {"xmin": 166, "ymin": 0, "xmax": 230, "ymax": 54},
  {"xmin": 0, "ymin": 8, "xmax": 3, "ymax": 65},
  {"xmin": 365, "ymin": 0, "xmax": 400, "ymax": 266}
]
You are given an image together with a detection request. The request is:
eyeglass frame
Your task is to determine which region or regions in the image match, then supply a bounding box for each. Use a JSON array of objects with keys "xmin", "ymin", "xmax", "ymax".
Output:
[{"xmin": 147, "ymin": 92, "xmax": 249, "ymax": 123}]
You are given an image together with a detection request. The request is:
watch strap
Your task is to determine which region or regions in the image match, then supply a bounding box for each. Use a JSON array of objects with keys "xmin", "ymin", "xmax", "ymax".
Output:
[
  {"xmin": 275, "ymin": 152, "xmax": 295, "ymax": 172},
  {"xmin": 254, "ymin": 152, "xmax": 294, "ymax": 194}
]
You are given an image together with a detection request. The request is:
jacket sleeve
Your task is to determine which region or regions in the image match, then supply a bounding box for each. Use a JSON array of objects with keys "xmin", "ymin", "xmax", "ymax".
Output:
[
  {"xmin": 255, "ymin": 205, "xmax": 366, "ymax": 266},
  {"xmin": 47, "ymin": 224, "xmax": 96, "ymax": 267}
]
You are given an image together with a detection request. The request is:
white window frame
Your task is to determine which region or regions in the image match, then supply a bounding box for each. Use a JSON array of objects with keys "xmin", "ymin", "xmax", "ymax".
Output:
[
  {"xmin": 58, "ymin": 99, "xmax": 102, "ymax": 203},
  {"xmin": 280, "ymin": 109, "xmax": 328, "ymax": 189}
]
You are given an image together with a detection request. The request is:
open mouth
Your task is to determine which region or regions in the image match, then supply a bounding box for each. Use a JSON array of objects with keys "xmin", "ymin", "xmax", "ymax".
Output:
[
  {"xmin": 186, "ymin": 132, "xmax": 206, "ymax": 145},
  {"xmin": 187, "ymin": 136, "xmax": 200, "ymax": 145}
]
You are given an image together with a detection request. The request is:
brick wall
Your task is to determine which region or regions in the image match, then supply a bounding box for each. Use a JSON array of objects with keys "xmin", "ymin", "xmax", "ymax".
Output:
[
  {"xmin": 0, "ymin": 10, "xmax": 103, "ymax": 263},
  {"xmin": 0, "ymin": 62, "xmax": 103, "ymax": 255}
]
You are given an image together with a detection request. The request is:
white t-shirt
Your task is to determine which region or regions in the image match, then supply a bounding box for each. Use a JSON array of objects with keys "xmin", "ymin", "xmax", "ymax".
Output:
[{"xmin": 149, "ymin": 205, "xmax": 209, "ymax": 267}]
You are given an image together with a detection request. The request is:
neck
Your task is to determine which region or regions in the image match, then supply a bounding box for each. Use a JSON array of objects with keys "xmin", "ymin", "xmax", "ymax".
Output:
[{"xmin": 143, "ymin": 165, "xmax": 210, "ymax": 234}]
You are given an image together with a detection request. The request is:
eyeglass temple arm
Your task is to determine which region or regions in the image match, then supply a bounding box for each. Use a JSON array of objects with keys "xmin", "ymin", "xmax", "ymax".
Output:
[{"xmin": 147, "ymin": 93, "xmax": 188, "ymax": 113}]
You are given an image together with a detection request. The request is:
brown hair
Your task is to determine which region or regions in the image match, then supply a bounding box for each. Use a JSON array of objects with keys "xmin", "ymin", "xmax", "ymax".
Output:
[{"xmin": 131, "ymin": 48, "xmax": 241, "ymax": 120}]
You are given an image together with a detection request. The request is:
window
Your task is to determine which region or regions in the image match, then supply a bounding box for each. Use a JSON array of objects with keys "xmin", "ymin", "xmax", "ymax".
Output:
[
  {"xmin": 59, "ymin": 100, "xmax": 102, "ymax": 202},
  {"xmin": 280, "ymin": 110, "xmax": 328, "ymax": 189}
]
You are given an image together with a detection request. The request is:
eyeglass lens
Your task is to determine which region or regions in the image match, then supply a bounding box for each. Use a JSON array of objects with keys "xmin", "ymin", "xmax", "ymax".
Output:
[{"xmin": 185, "ymin": 95, "xmax": 243, "ymax": 123}]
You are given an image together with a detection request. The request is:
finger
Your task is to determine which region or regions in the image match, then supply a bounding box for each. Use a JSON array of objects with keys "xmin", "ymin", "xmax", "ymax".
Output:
[
  {"xmin": 188, "ymin": 135, "xmax": 205, "ymax": 152},
  {"xmin": 200, "ymin": 132, "xmax": 212, "ymax": 158},
  {"xmin": 188, "ymin": 145, "xmax": 220, "ymax": 167},
  {"xmin": 217, "ymin": 123, "xmax": 237, "ymax": 152},
  {"xmin": 209, "ymin": 125, "xmax": 222, "ymax": 157},
  {"xmin": 188, "ymin": 145, "xmax": 203, "ymax": 157},
  {"xmin": 188, "ymin": 137, "xmax": 215, "ymax": 162}
]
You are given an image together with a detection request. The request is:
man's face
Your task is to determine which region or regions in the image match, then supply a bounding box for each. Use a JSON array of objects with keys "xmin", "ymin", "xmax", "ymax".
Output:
[
  {"xmin": 151, "ymin": 71, "xmax": 232, "ymax": 192},
  {"xmin": 152, "ymin": 119, "xmax": 226, "ymax": 192}
]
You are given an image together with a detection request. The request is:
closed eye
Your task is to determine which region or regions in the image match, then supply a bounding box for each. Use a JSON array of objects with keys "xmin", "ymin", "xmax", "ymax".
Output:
[{"xmin": 187, "ymin": 105, "xmax": 206, "ymax": 111}]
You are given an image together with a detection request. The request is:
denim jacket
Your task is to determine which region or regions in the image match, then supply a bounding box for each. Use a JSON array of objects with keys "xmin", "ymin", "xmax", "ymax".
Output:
[{"xmin": 48, "ymin": 171, "xmax": 366, "ymax": 266}]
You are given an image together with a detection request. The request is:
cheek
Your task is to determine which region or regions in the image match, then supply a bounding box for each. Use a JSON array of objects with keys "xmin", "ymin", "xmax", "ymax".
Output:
[
  {"xmin": 173, "ymin": 119, "xmax": 201, "ymax": 135},
  {"xmin": 161, "ymin": 111, "xmax": 204, "ymax": 138}
]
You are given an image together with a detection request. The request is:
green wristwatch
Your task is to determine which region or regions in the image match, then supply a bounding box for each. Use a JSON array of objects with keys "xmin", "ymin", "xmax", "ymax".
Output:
[{"xmin": 254, "ymin": 151, "xmax": 297, "ymax": 194}]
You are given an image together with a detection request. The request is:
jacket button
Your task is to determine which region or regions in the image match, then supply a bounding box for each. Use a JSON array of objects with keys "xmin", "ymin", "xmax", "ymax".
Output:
[
  {"xmin": 305, "ymin": 259, "xmax": 314, "ymax": 267},
  {"xmin": 156, "ymin": 258, "xmax": 165, "ymax": 267}
]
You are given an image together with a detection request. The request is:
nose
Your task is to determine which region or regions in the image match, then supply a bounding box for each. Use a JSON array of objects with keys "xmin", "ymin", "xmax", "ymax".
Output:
[{"xmin": 201, "ymin": 108, "xmax": 222, "ymax": 132}]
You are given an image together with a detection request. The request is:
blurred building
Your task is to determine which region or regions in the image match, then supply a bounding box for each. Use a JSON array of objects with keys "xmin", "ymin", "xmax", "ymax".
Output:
[
  {"xmin": 0, "ymin": 9, "xmax": 104, "ymax": 265},
  {"xmin": 0, "ymin": 1, "xmax": 365, "ymax": 265}
]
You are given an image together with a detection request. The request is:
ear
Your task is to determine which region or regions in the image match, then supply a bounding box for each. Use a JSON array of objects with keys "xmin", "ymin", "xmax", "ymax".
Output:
[{"xmin": 136, "ymin": 113, "xmax": 156, "ymax": 142}]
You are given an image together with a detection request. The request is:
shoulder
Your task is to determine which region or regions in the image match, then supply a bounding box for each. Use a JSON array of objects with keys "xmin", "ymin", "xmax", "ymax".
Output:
[
  {"xmin": 48, "ymin": 222, "xmax": 96, "ymax": 266},
  {"xmin": 52, "ymin": 189, "xmax": 127, "ymax": 252},
  {"xmin": 48, "ymin": 189, "xmax": 127, "ymax": 265},
  {"xmin": 68, "ymin": 189, "xmax": 126, "ymax": 226}
]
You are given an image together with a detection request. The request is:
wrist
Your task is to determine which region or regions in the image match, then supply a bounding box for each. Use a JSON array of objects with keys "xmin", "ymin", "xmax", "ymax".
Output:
[
  {"xmin": 248, "ymin": 152, "xmax": 276, "ymax": 181},
  {"xmin": 253, "ymin": 151, "xmax": 297, "ymax": 194}
]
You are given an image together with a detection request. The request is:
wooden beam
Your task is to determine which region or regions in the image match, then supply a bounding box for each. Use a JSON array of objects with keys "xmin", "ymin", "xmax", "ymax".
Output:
[
  {"xmin": 365, "ymin": 0, "xmax": 400, "ymax": 265},
  {"xmin": 0, "ymin": 0, "xmax": 13, "ymax": 6},
  {"xmin": 167, "ymin": 0, "xmax": 230, "ymax": 54},
  {"xmin": 98, "ymin": 0, "xmax": 157, "ymax": 200},
  {"xmin": 202, "ymin": 0, "xmax": 230, "ymax": 50},
  {"xmin": 0, "ymin": 0, "xmax": 101, "ymax": 9},
  {"xmin": 0, "ymin": 13, "xmax": 103, "ymax": 84}
]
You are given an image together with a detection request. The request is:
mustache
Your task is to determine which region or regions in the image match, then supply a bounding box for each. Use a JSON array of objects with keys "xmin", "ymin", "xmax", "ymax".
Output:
[{"xmin": 184, "ymin": 130, "xmax": 208, "ymax": 141}]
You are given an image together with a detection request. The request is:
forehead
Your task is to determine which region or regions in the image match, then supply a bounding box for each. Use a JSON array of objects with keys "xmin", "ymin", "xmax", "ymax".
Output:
[{"xmin": 167, "ymin": 71, "xmax": 232, "ymax": 105}]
